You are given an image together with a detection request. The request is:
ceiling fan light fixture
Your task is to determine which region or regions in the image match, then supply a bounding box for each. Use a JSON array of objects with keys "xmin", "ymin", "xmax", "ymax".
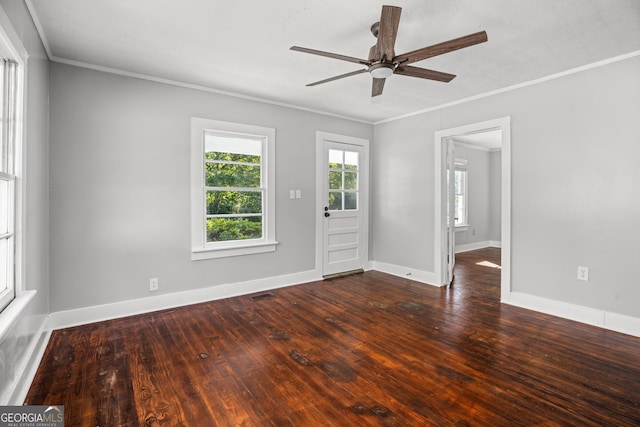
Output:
[
  {"xmin": 291, "ymin": 5, "xmax": 487, "ymax": 97},
  {"xmin": 368, "ymin": 63, "xmax": 394, "ymax": 79}
]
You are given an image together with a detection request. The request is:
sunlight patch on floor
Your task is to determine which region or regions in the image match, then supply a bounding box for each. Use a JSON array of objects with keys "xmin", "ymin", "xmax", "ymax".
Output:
[{"xmin": 476, "ymin": 260, "xmax": 501, "ymax": 269}]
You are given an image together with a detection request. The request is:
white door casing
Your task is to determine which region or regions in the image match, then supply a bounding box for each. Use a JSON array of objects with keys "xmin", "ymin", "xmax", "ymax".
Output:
[
  {"xmin": 434, "ymin": 117, "xmax": 511, "ymax": 300},
  {"xmin": 316, "ymin": 132, "xmax": 369, "ymax": 277},
  {"xmin": 446, "ymin": 137, "xmax": 456, "ymax": 285}
]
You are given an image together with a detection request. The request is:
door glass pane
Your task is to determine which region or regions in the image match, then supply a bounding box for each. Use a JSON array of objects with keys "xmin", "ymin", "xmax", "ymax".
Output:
[
  {"xmin": 328, "ymin": 192, "xmax": 342, "ymax": 211},
  {"xmin": 344, "ymin": 192, "xmax": 357, "ymax": 210},
  {"xmin": 328, "ymin": 149, "xmax": 343, "ymax": 168},
  {"xmin": 344, "ymin": 172, "xmax": 357, "ymax": 190},
  {"xmin": 327, "ymin": 148, "xmax": 360, "ymax": 211},
  {"xmin": 344, "ymin": 151, "xmax": 358, "ymax": 170},
  {"xmin": 329, "ymin": 171, "xmax": 342, "ymax": 190}
]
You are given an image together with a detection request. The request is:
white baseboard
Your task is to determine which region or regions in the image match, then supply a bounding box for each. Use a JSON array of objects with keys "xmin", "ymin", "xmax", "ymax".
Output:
[
  {"xmin": 370, "ymin": 261, "xmax": 441, "ymax": 287},
  {"xmin": 50, "ymin": 269, "xmax": 322, "ymax": 330},
  {"xmin": 455, "ymin": 240, "xmax": 501, "ymax": 254},
  {"xmin": 604, "ymin": 311, "xmax": 640, "ymax": 338},
  {"xmin": 503, "ymin": 292, "xmax": 640, "ymax": 338}
]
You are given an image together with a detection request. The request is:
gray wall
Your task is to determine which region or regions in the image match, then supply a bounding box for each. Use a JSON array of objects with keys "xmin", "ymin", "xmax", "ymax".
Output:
[
  {"xmin": 0, "ymin": 1, "xmax": 50, "ymax": 403},
  {"xmin": 372, "ymin": 112, "xmax": 440, "ymax": 271},
  {"xmin": 451, "ymin": 143, "xmax": 499, "ymax": 248},
  {"xmin": 49, "ymin": 63, "xmax": 372, "ymax": 312},
  {"xmin": 372, "ymin": 55, "xmax": 640, "ymax": 318}
]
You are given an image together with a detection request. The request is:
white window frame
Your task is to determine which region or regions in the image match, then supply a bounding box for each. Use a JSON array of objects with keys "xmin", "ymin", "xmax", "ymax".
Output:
[
  {"xmin": 454, "ymin": 159, "xmax": 468, "ymax": 229},
  {"xmin": 0, "ymin": 12, "xmax": 25, "ymax": 314},
  {"xmin": 190, "ymin": 118, "xmax": 277, "ymax": 260}
]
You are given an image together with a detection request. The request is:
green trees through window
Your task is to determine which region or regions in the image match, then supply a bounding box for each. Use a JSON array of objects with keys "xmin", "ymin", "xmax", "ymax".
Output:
[
  {"xmin": 328, "ymin": 149, "xmax": 358, "ymax": 211},
  {"xmin": 204, "ymin": 134, "xmax": 264, "ymax": 242}
]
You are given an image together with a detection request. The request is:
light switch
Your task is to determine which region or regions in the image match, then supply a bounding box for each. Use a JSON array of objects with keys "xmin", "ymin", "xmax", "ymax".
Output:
[
  {"xmin": 289, "ymin": 189, "xmax": 295, "ymax": 199},
  {"xmin": 295, "ymin": 189, "xmax": 302, "ymax": 199}
]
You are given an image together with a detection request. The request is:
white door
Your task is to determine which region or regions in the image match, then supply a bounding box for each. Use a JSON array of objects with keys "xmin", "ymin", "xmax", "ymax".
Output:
[
  {"xmin": 318, "ymin": 133, "xmax": 368, "ymax": 277},
  {"xmin": 445, "ymin": 138, "xmax": 456, "ymax": 285}
]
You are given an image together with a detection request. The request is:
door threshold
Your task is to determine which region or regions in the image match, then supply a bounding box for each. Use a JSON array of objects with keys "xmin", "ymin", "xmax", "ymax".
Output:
[{"xmin": 323, "ymin": 269, "xmax": 364, "ymax": 280}]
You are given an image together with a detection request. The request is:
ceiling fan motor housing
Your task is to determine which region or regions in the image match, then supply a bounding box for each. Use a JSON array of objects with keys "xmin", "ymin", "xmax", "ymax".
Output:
[{"xmin": 368, "ymin": 62, "xmax": 395, "ymax": 79}]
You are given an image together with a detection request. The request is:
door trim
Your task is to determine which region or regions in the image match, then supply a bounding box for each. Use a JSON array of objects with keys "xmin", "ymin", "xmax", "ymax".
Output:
[
  {"xmin": 434, "ymin": 117, "xmax": 511, "ymax": 300},
  {"xmin": 315, "ymin": 131, "xmax": 370, "ymax": 276}
]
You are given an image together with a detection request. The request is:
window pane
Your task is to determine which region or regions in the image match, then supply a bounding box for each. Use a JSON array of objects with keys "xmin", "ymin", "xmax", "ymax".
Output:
[
  {"xmin": 328, "ymin": 192, "xmax": 342, "ymax": 211},
  {"xmin": 328, "ymin": 149, "xmax": 343, "ymax": 169},
  {"xmin": 345, "ymin": 192, "xmax": 357, "ymax": 210},
  {"xmin": 0, "ymin": 180, "xmax": 8, "ymax": 235},
  {"xmin": 455, "ymin": 195, "xmax": 464, "ymax": 225},
  {"xmin": 344, "ymin": 151, "xmax": 358, "ymax": 170},
  {"xmin": 0, "ymin": 60, "xmax": 18, "ymax": 310},
  {"xmin": 205, "ymin": 134, "xmax": 261, "ymax": 163},
  {"xmin": 205, "ymin": 151, "xmax": 260, "ymax": 163},
  {"xmin": 329, "ymin": 171, "xmax": 342, "ymax": 190},
  {"xmin": 205, "ymin": 163, "xmax": 260, "ymax": 188},
  {"xmin": 207, "ymin": 190, "xmax": 262, "ymax": 215},
  {"xmin": 0, "ymin": 238, "xmax": 7, "ymax": 294},
  {"xmin": 206, "ymin": 217, "xmax": 262, "ymax": 242},
  {"xmin": 344, "ymin": 172, "xmax": 357, "ymax": 190},
  {"xmin": 454, "ymin": 170, "xmax": 462, "ymax": 194}
]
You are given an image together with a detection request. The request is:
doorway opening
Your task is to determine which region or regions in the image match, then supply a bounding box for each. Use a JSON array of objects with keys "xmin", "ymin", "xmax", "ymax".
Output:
[{"xmin": 434, "ymin": 117, "xmax": 511, "ymax": 301}]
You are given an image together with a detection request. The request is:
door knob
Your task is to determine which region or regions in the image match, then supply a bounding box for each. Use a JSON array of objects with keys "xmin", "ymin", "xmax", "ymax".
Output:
[{"xmin": 324, "ymin": 212, "xmax": 330, "ymax": 217}]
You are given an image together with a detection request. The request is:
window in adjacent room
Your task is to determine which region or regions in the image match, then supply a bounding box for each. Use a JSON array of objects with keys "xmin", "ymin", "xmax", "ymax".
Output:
[
  {"xmin": 190, "ymin": 118, "xmax": 277, "ymax": 260},
  {"xmin": 454, "ymin": 159, "xmax": 468, "ymax": 228}
]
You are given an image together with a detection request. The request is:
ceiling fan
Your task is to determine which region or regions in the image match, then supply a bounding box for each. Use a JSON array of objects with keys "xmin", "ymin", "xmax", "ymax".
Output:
[{"xmin": 290, "ymin": 5, "xmax": 487, "ymax": 97}]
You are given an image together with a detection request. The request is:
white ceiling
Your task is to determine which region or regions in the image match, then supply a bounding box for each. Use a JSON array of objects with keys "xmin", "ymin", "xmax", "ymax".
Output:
[{"xmin": 26, "ymin": 0, "xmax": 640, "ymax": 123}]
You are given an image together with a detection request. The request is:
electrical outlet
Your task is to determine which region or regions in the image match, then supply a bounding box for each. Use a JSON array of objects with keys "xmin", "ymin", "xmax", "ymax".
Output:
[
  {"xmin": 149, "ymin": 277, "xmax": 159, "ymax": 291},
  {"xmin": 577, "ymin": 266, "xmax": 589, "ymax": 281}
]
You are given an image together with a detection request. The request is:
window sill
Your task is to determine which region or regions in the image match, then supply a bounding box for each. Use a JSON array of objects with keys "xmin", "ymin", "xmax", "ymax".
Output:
[
  {"xmin": 192, "ymin": 241, "xmax": 279, "ymax": 260},
  {"xmin": 0, "ymin": 290, "xmax": 36, "ymax": 341}
]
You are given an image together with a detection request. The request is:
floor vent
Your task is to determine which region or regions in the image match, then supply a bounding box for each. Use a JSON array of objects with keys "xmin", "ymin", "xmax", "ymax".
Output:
[{"xmin": 250, "ymin": 292, "xmax": 275, "ymax": 300}]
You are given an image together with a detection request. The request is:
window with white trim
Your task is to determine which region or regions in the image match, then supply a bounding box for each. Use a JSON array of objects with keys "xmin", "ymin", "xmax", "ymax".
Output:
[
  {"xmin": 454, "ymin": 159, "xmax": 468, "ymax": 227},
  {"xmin": 191, "ymin": 118, "xmax": 277, "ymax": 260},
  {"xmin": 0, "ymin": 58, "xmax": 19, "ymax": 311}
]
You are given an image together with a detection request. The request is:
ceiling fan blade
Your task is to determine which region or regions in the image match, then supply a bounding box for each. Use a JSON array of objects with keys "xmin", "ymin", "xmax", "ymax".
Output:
[
  {"xmin": 372, "ymin": 78, "xmax": 386, "ymax": 97},
  {"xmin": 306, "ymin": 69, "xmax": 368, "ymax": 87},
  {"xmin": 394, "ymin": 65, "xmax": 456, "ymax": 82},
  {"xmin": 393, "ymin": 31, "xmax": 488, "ymax": 65},
  {"xmin": 374, "ymin": 5, "xmax": 402, "ymax": 60},
  {"xmin": 290, "ymin": 46, "xmax": 370, "ymax": 65}
]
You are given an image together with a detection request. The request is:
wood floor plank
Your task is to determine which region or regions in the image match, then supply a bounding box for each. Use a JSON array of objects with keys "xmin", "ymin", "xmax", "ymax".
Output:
[{"xmin": 25, "ymin": 248, "xmax": 640, "ymax": 425}]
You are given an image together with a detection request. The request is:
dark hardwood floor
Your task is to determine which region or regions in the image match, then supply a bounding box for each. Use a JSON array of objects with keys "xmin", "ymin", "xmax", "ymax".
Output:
[{"xmin": 26, "ymin": 248, "xmax": 640, "ymax": 426}]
